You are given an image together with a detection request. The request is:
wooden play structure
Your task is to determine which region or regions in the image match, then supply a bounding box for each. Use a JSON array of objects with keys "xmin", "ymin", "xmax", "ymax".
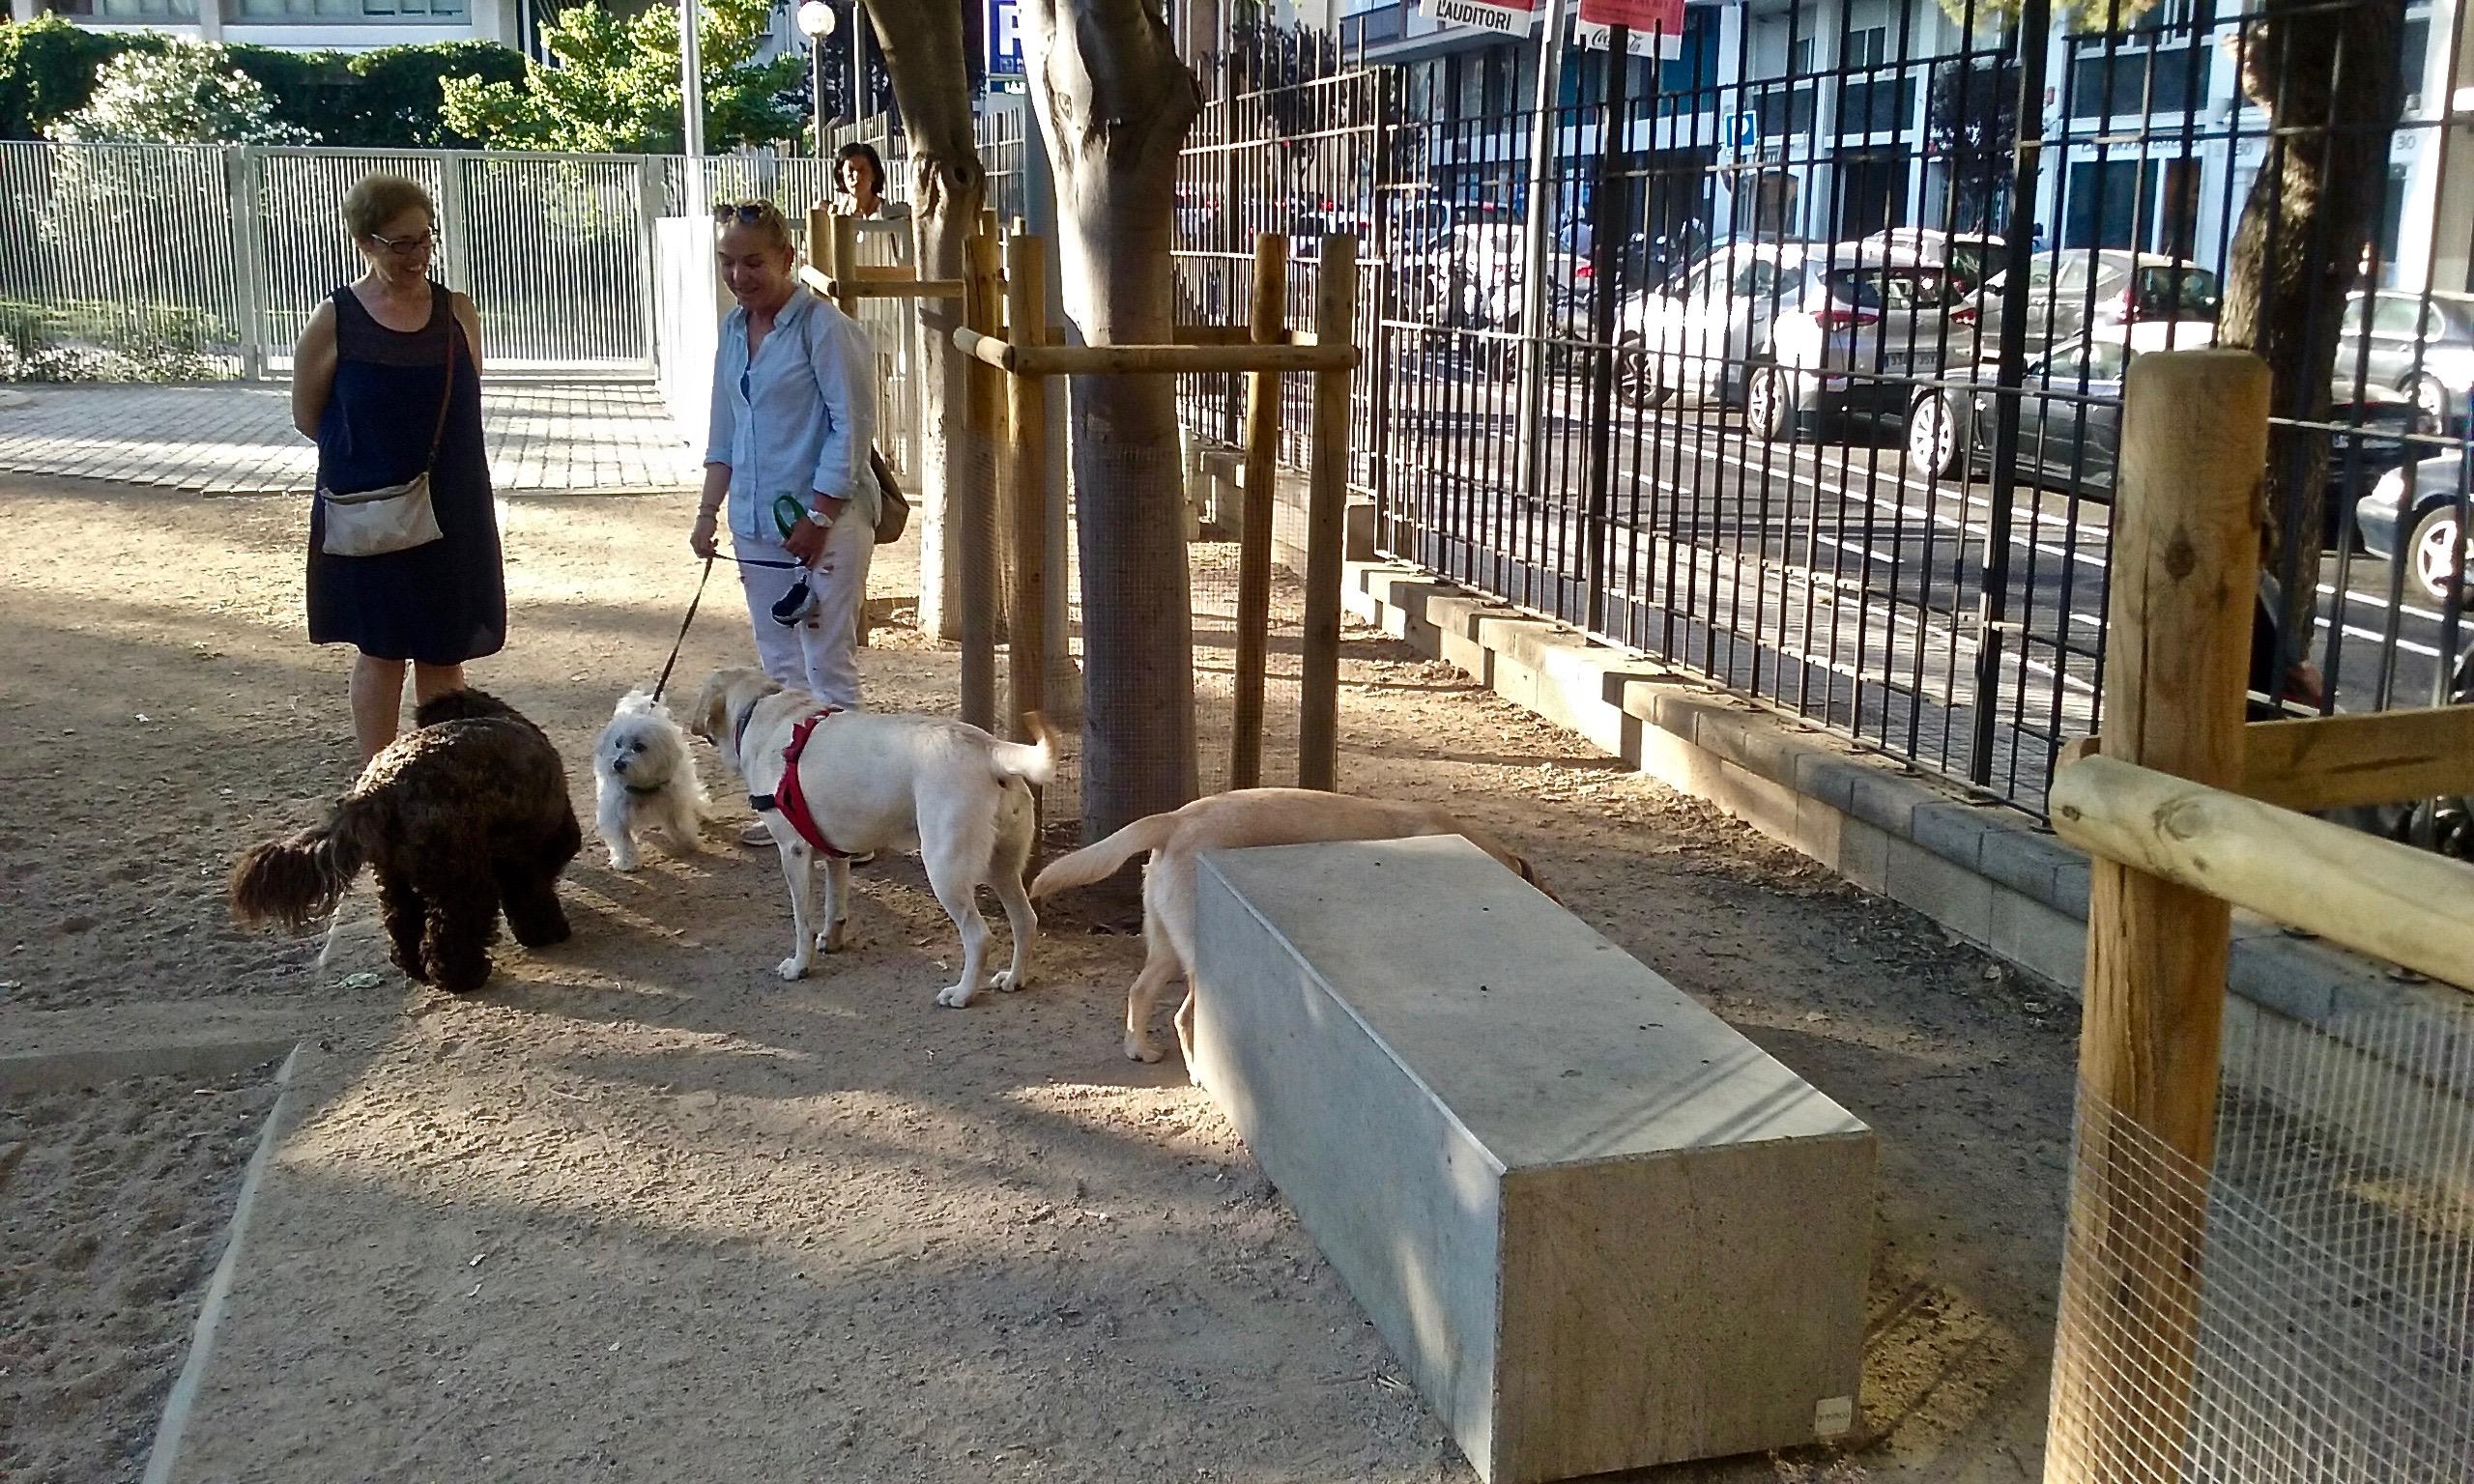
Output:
[
  {"xmin": 808, "ymin": 220, "xmax": 1353, "ymax": 790},
  {"xmin": 2040, "ymin": 350, "xmax": 2474, "ymax": 1483}
]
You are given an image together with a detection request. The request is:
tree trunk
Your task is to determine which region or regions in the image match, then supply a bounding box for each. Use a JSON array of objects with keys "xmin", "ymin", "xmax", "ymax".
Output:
[
  {"xmin": 1021, "ymin": 0, "xmax": 1203, "ymax": 837},
  {"xmin": 857, "ymin": 0, "xmax": 986, "ymax": 644},
  {"xmin": 2216, "ymin": 0, "xmax": 2404, "ymax": 671}
]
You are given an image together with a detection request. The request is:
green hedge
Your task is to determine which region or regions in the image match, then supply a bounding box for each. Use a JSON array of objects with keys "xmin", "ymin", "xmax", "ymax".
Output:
[
  {"xmin": 0, "ymin": 295, "xmax": 232, "ymax": 383},
  {"xmin": 0, "ymin": 17, "xmax": 527, "ymax": 148}
]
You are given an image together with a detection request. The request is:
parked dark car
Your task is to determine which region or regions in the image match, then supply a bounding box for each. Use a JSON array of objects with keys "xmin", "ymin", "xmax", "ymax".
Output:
[
  {"xmin": 2357, "ymin": 451, "xmax": 2472, "ymax": 606},
  {"xmin": 2337, "ymin": 289, "xmax": 2474, "ymax": 431},
  {"xmin": 1907, "ymin": 331, "xmax": 2427, "ymax": 514},
  {"xmin": 1965, "ymin": 249, "xmax": 2221, "ymax": 357}
]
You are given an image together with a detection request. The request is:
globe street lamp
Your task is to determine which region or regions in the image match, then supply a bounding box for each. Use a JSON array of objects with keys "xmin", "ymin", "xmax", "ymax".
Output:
[{"xmin": 794, "ymin": 0, "xmax": 838, "ymax": 150}]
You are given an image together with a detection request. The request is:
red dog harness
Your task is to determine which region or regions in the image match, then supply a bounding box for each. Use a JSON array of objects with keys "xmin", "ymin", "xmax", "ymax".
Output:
[{"xmin": 747, "ymin": 707, "xmax": 849, "ymax": 858}]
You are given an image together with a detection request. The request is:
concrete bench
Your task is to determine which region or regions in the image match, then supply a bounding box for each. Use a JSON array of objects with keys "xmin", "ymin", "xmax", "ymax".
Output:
[{"xmin": 1191, "ymin": 836, "xmax": 1874, "ymax": 1483}]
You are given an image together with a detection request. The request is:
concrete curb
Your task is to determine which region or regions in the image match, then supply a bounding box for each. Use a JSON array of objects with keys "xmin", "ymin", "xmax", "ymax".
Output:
[
  {"xmin": 141, "ymin": 1042, "xmax": 304, "ymax": 1484},
  {"xmin": 1339, "ymin": 557, "xmax": 2474, "ymax": 1074}
]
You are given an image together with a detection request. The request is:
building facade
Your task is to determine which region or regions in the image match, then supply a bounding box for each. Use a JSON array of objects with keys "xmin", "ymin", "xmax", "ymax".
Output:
[
  {"xmin": 1335, "ymin": 0, "xmax": 2474, "ymax": 293},
  {"xmin": 7, "ymin": 0, "xmax": 524, "ymax": 52}
]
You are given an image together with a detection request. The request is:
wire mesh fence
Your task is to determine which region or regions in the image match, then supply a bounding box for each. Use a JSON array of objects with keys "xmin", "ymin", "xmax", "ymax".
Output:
[{"xmin": 2049, "ymin": 1003, "xmax": 2474, "ymax": 1482}]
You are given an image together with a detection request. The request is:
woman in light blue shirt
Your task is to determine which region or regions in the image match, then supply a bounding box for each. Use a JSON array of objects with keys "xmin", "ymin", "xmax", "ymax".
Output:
[{"xmin": 689, "ymin": 200, "xmax": 879, "ymax": 721}]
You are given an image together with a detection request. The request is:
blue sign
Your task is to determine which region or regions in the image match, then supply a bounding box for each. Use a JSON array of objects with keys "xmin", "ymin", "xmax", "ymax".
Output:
[
  {"xmin": 1727, "ymin": 110, "xmax": 1757, "ymax": 150},
  {"xmin": 989, "ymin": 0, "xmax": 1023, "ymax": 76}
]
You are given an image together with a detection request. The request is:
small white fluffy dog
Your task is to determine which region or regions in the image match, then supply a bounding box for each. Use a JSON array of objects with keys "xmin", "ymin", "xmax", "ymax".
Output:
[
  {"xmin": 592, "ymin": 689, "xmax": 711, "ymax": 870},
  {"xmin": 690, "ymin": 668, "xmax": 1051, "ymax": 1002},
  {"xmin": 1031, "ymin": 788, "xmax": 1548, "ymax": 1065}
]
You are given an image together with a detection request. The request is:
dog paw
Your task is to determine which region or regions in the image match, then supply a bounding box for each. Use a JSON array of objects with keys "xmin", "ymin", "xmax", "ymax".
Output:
[
  {"xmin": 817, "ymin": 918, "xmax": 849, "ymax": 954},
  {"xmin": 777, "ymin": 956, "xmax": 810, "ymax": 982},
  {"xmin": 607, "ymin": 847, "xmax": 640, "ymax": 872},
  {"xmin": 935, "ymin": 983, "xmax": 976, "ymax": 1009},
  {"xmin": 991, "ymin": 968, "xmax": 1028, "ymax": 993},
  {"xmin": 1123, "ymin": 1036, "xmax": 1164, "ymax": 1064}
]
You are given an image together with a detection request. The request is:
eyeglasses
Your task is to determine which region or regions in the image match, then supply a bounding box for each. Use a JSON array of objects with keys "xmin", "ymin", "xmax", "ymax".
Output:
[
  {"xmin": 366, "ymin": 229, "xmax": 434, "ymax": 257},
  {"xmin": 713, "ymin": 200, "xmax": 781, "ymax": 225}
]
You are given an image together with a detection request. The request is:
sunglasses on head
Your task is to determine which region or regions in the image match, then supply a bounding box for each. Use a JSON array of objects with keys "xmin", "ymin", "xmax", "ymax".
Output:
[{"xmin": 713, "ymin": 200, "xmax": 779, "ymax": 224}]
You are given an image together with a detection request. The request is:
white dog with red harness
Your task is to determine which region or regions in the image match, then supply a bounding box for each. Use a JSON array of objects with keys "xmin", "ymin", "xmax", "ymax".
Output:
[{"xmin": 690, "ymin": 667, "xmax": 1052, "ymax": 1003}]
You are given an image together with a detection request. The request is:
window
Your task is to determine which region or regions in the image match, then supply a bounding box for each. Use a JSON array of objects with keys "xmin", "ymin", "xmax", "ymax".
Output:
[
  {"xmin": 2086, "ymin": 341, "xmax": 2129, "ymax": 382},
  {"xmin": 1845, "ymin": 27, "xmax": 1887, "ymax": 70},
  {"xmin": 2402, "ymin": 14, "xmax": 2431, "ymax": 105},
  {"xmin": 1734, "ymin": 259, "xmax": 1781, "ymax": 300},
  {"xmin": 2373, "ymin": 294, "xmax": 2427, "ymax": 338},
  {"xmin": 2067, "ymin": 48, "xmax": 2203, "ymax": 119},
  {"xmin": 48, "ymin": 0, "xmax": 198, "ymax": 15},
  {"xmin": 232, "ymin": 0, "xmax": 466, "ymax": 15},
  {"xmin": 2342, "ymin": 296, "xmax": 2372, "ymax": 336},
  {"xmin": 1837, "ymin": 76, "xmax": 1916, "ymax": 135},
  {"xmin": 2057, "ymin": 257, "xmax": 2091, "ymax": 292},
  {"xmin": 1791, "ymin": 37, "xmax": 1816, "ymax": 77}
]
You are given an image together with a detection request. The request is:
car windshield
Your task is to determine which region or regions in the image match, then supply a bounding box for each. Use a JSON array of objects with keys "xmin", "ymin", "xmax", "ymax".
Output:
[
  {"xmin": 1825, "ymin": 266, "xmax": 1955, "ymax": 310},
  {"xmin": 2133, "ymin": 266, "xmax": 2221, "ymax": 317}
]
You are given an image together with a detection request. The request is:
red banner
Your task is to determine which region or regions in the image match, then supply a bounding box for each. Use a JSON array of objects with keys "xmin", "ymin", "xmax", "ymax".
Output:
[{"xmin": 1575, "ymin": 0, "xmax": 1683, "ymax": 36}]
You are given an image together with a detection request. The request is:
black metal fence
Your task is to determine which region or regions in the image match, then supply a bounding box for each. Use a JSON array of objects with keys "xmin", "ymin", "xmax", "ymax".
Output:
[{"xmin": 1172, "ymin": 0, "xmax": 2473, "ymax": 818}]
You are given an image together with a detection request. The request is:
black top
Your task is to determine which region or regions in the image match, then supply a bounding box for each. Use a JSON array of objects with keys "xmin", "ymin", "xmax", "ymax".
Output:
[{"xmin": 306, "ymin": 282, "xmax": 505, "ymax": 666}]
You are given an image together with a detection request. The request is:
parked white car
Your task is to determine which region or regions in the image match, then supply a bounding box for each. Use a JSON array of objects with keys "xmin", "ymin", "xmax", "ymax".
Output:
[{"xmin": 1617, "ymin": 240, "xmax": 1969, "ymax": 441}]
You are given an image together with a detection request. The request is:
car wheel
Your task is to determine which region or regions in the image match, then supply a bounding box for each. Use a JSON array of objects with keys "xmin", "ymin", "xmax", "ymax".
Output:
[
  {"xmin": 1748, "ymin": 367, "xmax": 1795, "ymax": 442},
  {"xmin": 1906, "ymin": 392, "xmax": 1964, "ymax": 478},
  {"xmin": 2409, "ymin": 375, "xmax": 2455, "ymax": 432},
  {"xmin": 1618, "ymin": 334, "xmax": 1664, "ymax": 409},
  {"xmin": 2407, "ymin": 502, "xmax": 2470, "ymax": 605}
]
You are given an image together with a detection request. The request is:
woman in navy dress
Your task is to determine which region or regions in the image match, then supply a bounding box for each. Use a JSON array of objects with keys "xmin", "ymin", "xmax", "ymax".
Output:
[{"xmin": 291, "ymin": 174, "xmax": 504, "ymax": 763}]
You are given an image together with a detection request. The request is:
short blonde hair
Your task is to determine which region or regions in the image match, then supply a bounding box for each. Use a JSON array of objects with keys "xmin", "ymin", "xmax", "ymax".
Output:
[
  {"xmin": 713, "ymin": 198, "xmax": 795, "ymax": 256},
  {"xmin": 344, "ymin": 175, "xmax": 434, "ymax": 241}
]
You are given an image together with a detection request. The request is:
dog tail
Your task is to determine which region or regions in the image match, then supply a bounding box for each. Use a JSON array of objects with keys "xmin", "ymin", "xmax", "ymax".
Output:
[
  {"xmin": 228, "ymin": 797, "xmax": 383, "ymax": 932},
  {"xmin": 1029, "ymin": 809, "xmax": 1179, "ymax": 899},
  {"xmin": 989, "ymin": 711, "xmax": 1058, "ymax": 789}
]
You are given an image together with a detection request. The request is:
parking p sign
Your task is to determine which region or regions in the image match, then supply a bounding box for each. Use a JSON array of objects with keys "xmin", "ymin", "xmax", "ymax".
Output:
[{"xmin": 989, "ymin": 0, "xmax": 1023, "ymax": 77}]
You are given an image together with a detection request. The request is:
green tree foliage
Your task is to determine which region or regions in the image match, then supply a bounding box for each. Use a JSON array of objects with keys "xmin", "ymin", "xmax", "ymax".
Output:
[
  {"xmin": 441, "ymin": 0, "xmax": 804, "ymax": 154},
  {"xmin": 2, "ymin": 16, "xmax": 525, "ymax": 147},
  {"xmin": 46, "ymin": 41, "xmax": 313, "ymax": 146},
  {"xmin": 0, "ymin": 16, "xmax": 167, "ymax": 140},
  {"xmin": 229, "ymin": 42, "xmax": 531, "ymax": 149}
]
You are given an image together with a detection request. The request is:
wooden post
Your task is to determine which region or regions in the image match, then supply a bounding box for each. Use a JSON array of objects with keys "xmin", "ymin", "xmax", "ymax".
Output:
[
  {"xmin": 808, "ymin": 204, "xmax": 835, "ymax": 274},
  {"xmin": 958, "ymin": 223, "xmax": 1004, "ymax": 733},
  {"xmin": 2044, "ymin": 349, "xmax": 2268, "ymax": 1484},
  {"xmin": 1232, "ymin": 233, "xmax": 1288, "ymax": 789},
  {"xmin": 1298, "ymin": 235, "xmax": 1356, "ymax": 791},
  {"xmin": 1006, "ymin": 232, "xmax": 1050, "ymax": 742},
  {"xmin": 807, "ymin": 212, "xmax": 877, "ymax": 651}
]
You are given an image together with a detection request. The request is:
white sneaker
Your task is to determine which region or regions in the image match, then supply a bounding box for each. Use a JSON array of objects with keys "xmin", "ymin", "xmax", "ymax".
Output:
[{"xmin": 738, "ymin": 820, "xmax": 774, "ymax": 847}]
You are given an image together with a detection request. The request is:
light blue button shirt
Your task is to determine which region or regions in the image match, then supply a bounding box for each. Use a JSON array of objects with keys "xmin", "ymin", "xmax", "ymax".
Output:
[{"xmin": 705, "ymin": 285, "xmax": 878, "ymax": 543}]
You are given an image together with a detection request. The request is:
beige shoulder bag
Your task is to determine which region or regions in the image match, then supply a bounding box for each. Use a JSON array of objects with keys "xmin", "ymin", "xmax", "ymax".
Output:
[{"xmin": 318, "ymin": 320, "xmax": 456, "ymax": 558}]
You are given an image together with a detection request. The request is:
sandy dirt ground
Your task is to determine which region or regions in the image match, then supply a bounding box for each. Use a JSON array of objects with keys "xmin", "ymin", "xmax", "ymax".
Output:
[
  {"xmin": 0, "ymin": 472, "xmax": 2075, "ymax": 1482},
  {"xmin": 1, "ymin": 1063, "xmax": 281, "ymax": 1484}
]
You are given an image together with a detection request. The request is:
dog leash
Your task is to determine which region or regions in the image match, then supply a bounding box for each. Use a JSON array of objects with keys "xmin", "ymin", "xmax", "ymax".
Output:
[{"xmin": 649, "ymin": 556, "xmax": 715, "ymax": 705}]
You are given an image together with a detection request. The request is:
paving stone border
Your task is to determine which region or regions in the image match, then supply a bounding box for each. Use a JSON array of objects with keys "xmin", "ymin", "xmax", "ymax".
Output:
[{"xmin": 1327, "ymin": 555, "xmax": 2474, "ymax": 1105}]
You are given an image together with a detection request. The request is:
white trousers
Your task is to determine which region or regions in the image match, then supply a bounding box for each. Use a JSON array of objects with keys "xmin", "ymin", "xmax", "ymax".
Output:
[{"xmin": 735, "ymin": 513, "xmax": 874, "ymax": 710}]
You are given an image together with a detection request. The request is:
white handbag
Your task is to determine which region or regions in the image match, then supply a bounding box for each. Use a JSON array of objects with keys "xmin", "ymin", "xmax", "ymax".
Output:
[{"xmin": 318, "ymin": 325, "xmax": 456, "ymax": 558}]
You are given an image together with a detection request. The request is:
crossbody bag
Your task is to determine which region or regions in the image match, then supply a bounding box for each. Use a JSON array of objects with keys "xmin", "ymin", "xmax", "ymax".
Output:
[
  {"xmin": 318, "ymin": 315, "xmax": 456, "ymax": 558},
  {"xmin": 799, "ymin": 300, "xmax": 909, "ymax": 545}
]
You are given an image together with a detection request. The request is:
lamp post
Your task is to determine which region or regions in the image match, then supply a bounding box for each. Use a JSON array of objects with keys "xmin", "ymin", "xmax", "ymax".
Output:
[{"xmin": 795, "ymin": 0, "xmax": 839, "ymax": 152}]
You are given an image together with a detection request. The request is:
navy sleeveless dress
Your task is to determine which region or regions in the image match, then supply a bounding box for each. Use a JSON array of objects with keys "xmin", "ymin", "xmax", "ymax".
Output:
[{"xmin": 306, "ymin": 282, "xmax": 505, "ymax": 665}]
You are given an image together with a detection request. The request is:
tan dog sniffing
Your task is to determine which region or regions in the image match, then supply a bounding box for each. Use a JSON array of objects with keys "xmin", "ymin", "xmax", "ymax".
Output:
[{"xmin": 1030, "ymin": 788, "xmax": 1550, "ymax": 1066}]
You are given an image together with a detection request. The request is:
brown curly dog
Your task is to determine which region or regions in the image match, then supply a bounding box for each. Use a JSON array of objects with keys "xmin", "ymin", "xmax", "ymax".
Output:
[{"xmin": 229, "ymin": 689, "xmax": 583, "ymax": 993}]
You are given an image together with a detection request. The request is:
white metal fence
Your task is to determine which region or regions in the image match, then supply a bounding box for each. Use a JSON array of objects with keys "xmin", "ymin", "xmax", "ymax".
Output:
[{"xmin": 0, "ymin": 141, "xmax": 842, "ymax": 382}]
